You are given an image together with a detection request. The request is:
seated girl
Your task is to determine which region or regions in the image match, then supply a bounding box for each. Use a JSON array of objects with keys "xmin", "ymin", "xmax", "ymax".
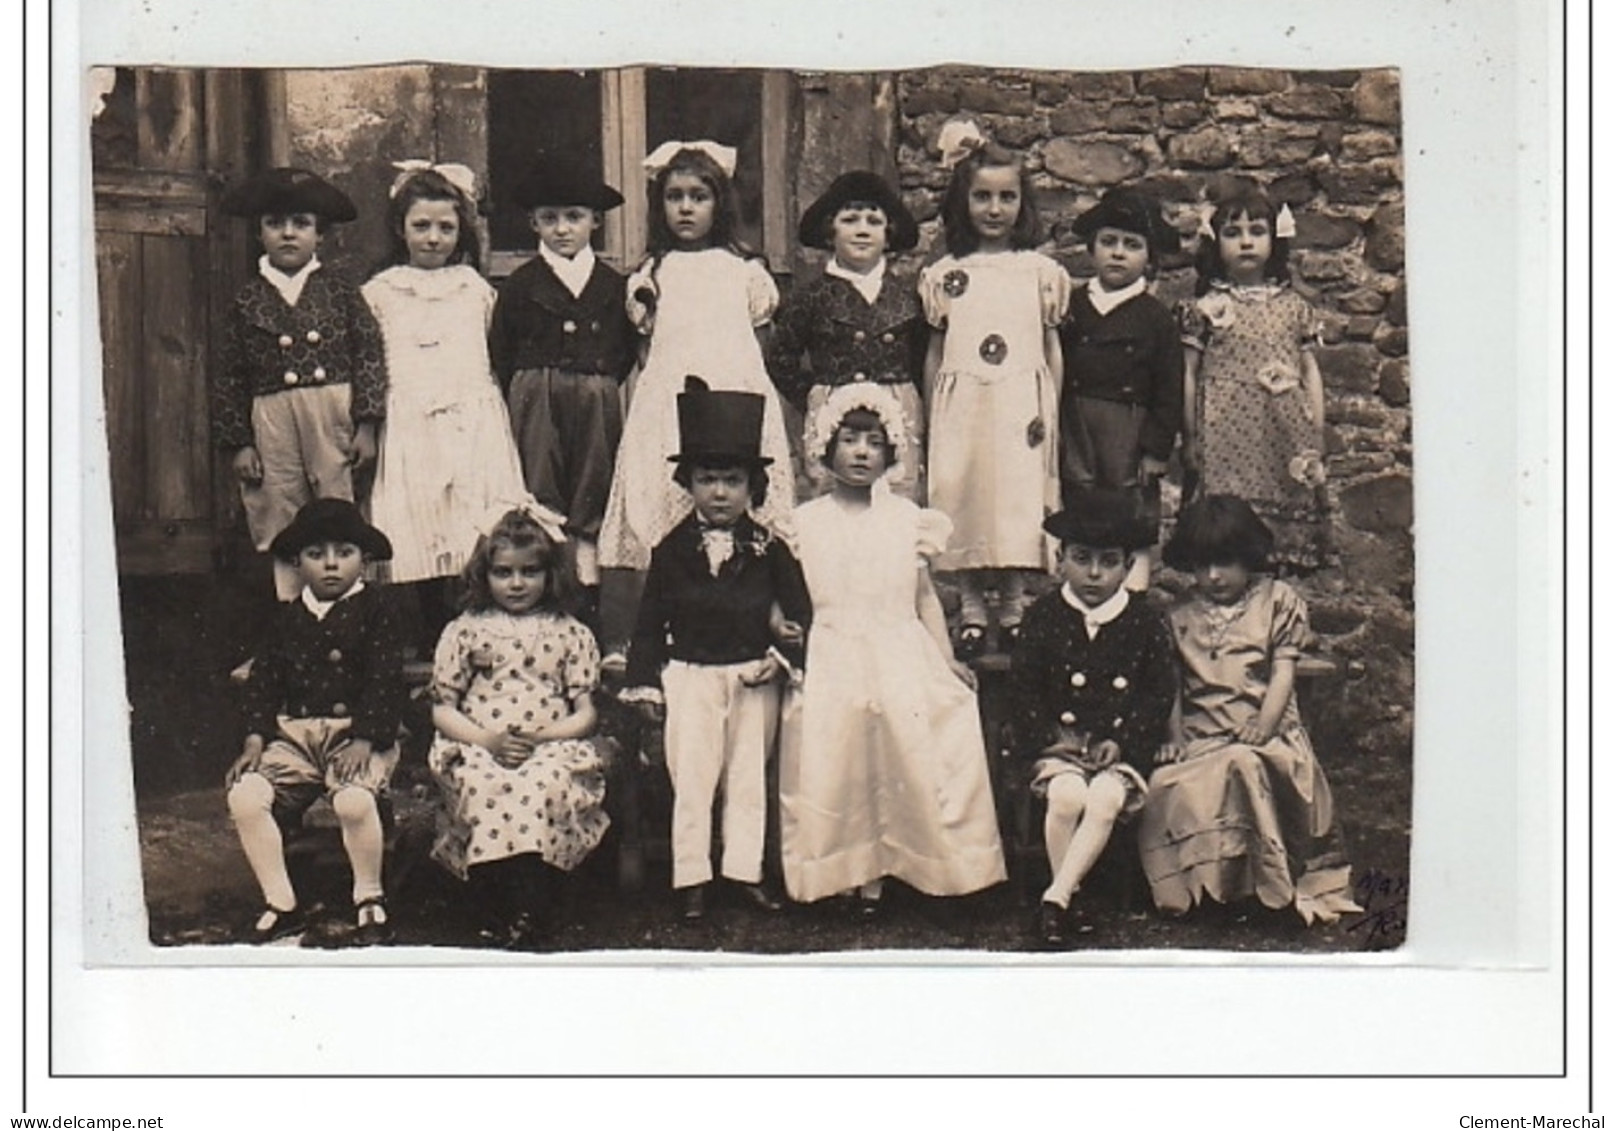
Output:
[{"xmin": 1137, "ymin": 494, "xmax": 1359, "ymax": 924}]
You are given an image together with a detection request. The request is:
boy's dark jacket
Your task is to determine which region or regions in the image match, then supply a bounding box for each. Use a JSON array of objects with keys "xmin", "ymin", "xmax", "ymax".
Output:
[
  {"xmin": 765, "ymin": 270, "xmax": 927, "ymax": 410},
  {"xmin": 1058, "ymin": 289, "xmax": 1183, "ymax": 463},
  {"xmin": 1007, "ymin": 588, "xmax": 1177, "ymax": 777},
  {"xmin": 212, "ymin": 270, "xmax": 388, "ymax": 452},
  {"xmin": 488, "ymin": 254, "xmax": 636, "ymax": 394},
  {"xmin": 241, "ymin": 585, "xmax": 408, "ymax": 748},
  {"xmin": 625, "ymin": 513, "xmax": 811, "ymax": 689}
]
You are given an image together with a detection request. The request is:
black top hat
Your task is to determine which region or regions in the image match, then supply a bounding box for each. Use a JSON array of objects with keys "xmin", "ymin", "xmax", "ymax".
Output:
[
  {"xmin": 668, "ymin": 377, "xmax": 772, "ymax": 469},
  {"xmin": 1072, "ymin": 187, "xmax": 1179, "ymax": 259},
  {"xmin": 511, "ymin": 164, "xmax": 625, "ymax": 212},
  {"xmin": 222, "ymin": 167, "xmax": 358, "ymax": 223},
  {"xmin": 269, "ymin": 498, "xmax": 394, "ymax": 562},
  {"xmin": 1043, "ymin": 488, "xmax": 1157, "ymax": 551},
  {"xmin": 798, "ymin": 171, "xmax": 919, "ymax": 253}
]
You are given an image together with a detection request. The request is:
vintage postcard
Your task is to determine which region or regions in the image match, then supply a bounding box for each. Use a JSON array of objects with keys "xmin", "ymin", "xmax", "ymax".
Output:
[{"xmin": 46, "ymin": 0, "xmax": 1568, "ymax": 1093}]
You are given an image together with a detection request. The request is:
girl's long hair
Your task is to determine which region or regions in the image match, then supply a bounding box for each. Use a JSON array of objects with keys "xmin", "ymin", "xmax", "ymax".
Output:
[
  {"xmin": 645, "ymin": 147, "xmax": 752, "ymax": 258},
  {"xmin": 380, "ymin": 168, "xmax": 482, "ymax": 273},
  {"xmin": 459, "ymin": 510, "xmax": 577, "ymax": 616},
  {"xmin": 1193, "ymin": 184, "xmax": 1291, "ymax": 295},
  {"xmin": 939, "ymin": 143, "xmax": 1042, "ymax": 258},
  {"xmin": 638, "ymin": 146, "xmax": 762, "ymax": 321}
]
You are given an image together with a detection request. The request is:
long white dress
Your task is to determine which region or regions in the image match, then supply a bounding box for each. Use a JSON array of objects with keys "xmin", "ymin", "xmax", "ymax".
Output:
[
  {"xmin": 918, "ymin": 251, "xmax": 1069, "ymax": 571},
  {"xmin": 597, "ymin": 248, "xmax": 795, "ymax": 569},
  {"xmin": 780, "ymin": 488, "xmax": 1007, "ymax": 902},
  {"xmin": 363, "ymin": 265, "xmax": 526, "ymax": 581}
]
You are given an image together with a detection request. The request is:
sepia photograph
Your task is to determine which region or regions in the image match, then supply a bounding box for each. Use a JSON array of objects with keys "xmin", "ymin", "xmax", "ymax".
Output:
[
  {"xmin": 92, "ymin": 59, "xmax": 1414, "ymax": 958},
  {"xmin": 38, "ymin": 0, "xmax": 1582, "ymax": 1104}
]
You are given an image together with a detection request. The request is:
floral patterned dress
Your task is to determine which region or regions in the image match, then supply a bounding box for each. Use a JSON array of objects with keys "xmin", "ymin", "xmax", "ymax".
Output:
[
  {"xmin": 1177, "ymin": 282, "xmax": 1330, "ymax": 570},
  {"xmin": 427, "ymin": 609, "xmax": 610, "ymax": 878}
]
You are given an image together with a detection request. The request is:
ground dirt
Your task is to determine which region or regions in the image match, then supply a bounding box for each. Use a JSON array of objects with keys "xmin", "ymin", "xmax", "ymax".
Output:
[{"xmin": 122, "ymin": 574, "xmax": 1411, "ymax": 957}]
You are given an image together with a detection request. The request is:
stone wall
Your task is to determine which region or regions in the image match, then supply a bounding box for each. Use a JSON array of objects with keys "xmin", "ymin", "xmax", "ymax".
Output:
[
  {"xmin": 284, "ymin": 66, "xmax": 488, "ymax": 279},
  {"xmin": 891, "ymin": 65, "xmax": 1412, "ymax": 761},
  {"xmin": 269, "ymin": 64, "xmax": 1413, "ymax": 762}
]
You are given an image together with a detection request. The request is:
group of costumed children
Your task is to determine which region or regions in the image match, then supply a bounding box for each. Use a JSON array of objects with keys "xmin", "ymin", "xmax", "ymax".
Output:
[{"xmin": 211, "ymin": 115, "xmax": 1359, "ymax": 949}]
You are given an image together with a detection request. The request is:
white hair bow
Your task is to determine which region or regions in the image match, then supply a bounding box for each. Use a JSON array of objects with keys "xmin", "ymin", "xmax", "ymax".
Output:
[
  {"xmin": 476, "ymin": 494, "xmax": 569, "ymax": 545},
  {"xmin": 937, "ymin": 117, "xmax": 987, "ymax": 170},
  {"xmin": 389, "ymin": 160, "xmax": 479, "ymax": 203},
  {"xmin": 1195, "ymin": 201, "xmax": 1217, "ymax": 239},
  {"xmin": 643, "ymin": 140, "xmax": 738, "ymax": 179},
  {"xmin": 1275, "ymin": 202, "xmax": 1297, "ymax": 240}
]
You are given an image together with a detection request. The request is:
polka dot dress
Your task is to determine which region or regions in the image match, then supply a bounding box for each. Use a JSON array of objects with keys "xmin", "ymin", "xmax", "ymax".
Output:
[
  {"xmin": 1178, "ymin": 283, "xmax": 1331, "ymax": 570},
  {"xmin": 426, "ymin": 610, "xmax": 609, "ymax": 879}
]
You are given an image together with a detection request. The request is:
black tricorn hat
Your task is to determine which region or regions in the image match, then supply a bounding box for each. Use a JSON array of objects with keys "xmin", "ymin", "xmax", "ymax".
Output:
[
  {"xmin": 269, "ymin": 497, "xmax": 393, "ymax": 562},
  {"xmin": 222, "ymin": 167, "xmax": 358, "ymax": 223},
  {"xmin": 1043, "ymin": 488, "xmax": 1157, "ymax": 551},
  {"xmin": 668, "ymin": 377, "xmax": 772, "ymax": 469},
  {"xmin": 511, "ymin": 163, "xmax": 625, "ymax": 212},
  {"xmin": 1072, "ymin": 187, "xmax": 1179, "ymax": 259},
  {"xmin": 798, "ymin": 170, "xmax": 919, "ymax": 253}
]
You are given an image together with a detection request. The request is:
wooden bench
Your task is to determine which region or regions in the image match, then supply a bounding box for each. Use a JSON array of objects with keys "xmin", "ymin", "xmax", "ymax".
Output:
[{"xmin": 981, "ymin": 650, "xmax": 1341, "ymax": 908}]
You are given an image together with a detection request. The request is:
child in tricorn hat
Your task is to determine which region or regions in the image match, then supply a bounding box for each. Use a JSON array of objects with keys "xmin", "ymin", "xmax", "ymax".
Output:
[
  {"xmin": 213, "ymin": 168, "xmax": 388, "ymax": 601},
  {"xmin": 1058, "ymin": 186, "xmax": 1184, "ymax": 593},
  {"xmin": 488, "ymin": 165, "xmax": 636, "ymax": 610},
  {"xmin": 1007, "ymin": 487, "xmax": 1177, "ymax": 946},
  {"xmin": 619, "ymin": 378, "xmax": 811, "ymax": 922},
  {"xmin": 224, "ymin": 498, "xmax": 407, "ymax": 945}
]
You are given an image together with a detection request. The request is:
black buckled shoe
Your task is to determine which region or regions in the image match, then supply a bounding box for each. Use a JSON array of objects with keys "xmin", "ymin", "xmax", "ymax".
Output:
[{"xmin": 242, "ymin": 903, "xmax": 306, "ymax": 945}]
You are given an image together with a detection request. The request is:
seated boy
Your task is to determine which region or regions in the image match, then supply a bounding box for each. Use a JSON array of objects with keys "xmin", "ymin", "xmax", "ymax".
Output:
[
  {"xmin": 224, "ymin": 498, "xmax": 407, "ymax": 944},
  {"xmin": 1008, "ymin": 488, "xmax": 1177, "ymax": 945}
]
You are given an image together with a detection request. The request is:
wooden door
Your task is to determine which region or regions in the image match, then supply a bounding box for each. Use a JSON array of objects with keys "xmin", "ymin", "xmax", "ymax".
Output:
[{"xmin": 91, "ymin": 68, "xmax": 261, "ymax": 574}]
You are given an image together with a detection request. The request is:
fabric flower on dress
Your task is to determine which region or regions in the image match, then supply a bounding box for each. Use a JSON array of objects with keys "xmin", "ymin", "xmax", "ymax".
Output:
[
  {"xmin": 625, "ymin": 263, "xmax": 658, "ymax": 335},
  {"xmin": 1198, "ymin": 291, "xmax": 1236, "ymax": 330},
  {"xmin": 979, "ymin": 333, "xmax": 1008, "ymax": 365},
  {"xmin": 942, "ymin": 269, "xmax": 970, "ymax": 298},
  {"xmin": 1288, "ymin": 451, "xmax": 1328, "ymax": 488},
  {"xmin": 1256, "ymin": 359, "xmax": 1300, "ymax": 395}
]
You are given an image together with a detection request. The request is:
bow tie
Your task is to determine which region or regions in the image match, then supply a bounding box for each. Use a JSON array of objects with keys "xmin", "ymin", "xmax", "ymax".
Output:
[{"xmin": 698, "ymin": 527, "xmax": 736, "ymax": 576}]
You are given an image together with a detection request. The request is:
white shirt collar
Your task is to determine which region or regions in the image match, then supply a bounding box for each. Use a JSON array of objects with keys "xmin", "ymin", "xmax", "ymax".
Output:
[
  {"xmin": 824, "ymin": 256, "xmax": 886, "ymax": 305},
  {"xmin": 1085, "ymin": 275, "xmax": 1146, "ymax": 317},
  {"xmin": 538, "ymin": 241, "xmax": 597, "ymax": 299},
  {"xmin": 1059, "ymin": 581, "xmax": 1130, "ymax": 639},
  {"xmin": 259, "ymin": 254, "xmax": 322, "ymax": 307},
  {"xmin": 300, "ymin": 579, "xmax": 365, "ymax": 621}
]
